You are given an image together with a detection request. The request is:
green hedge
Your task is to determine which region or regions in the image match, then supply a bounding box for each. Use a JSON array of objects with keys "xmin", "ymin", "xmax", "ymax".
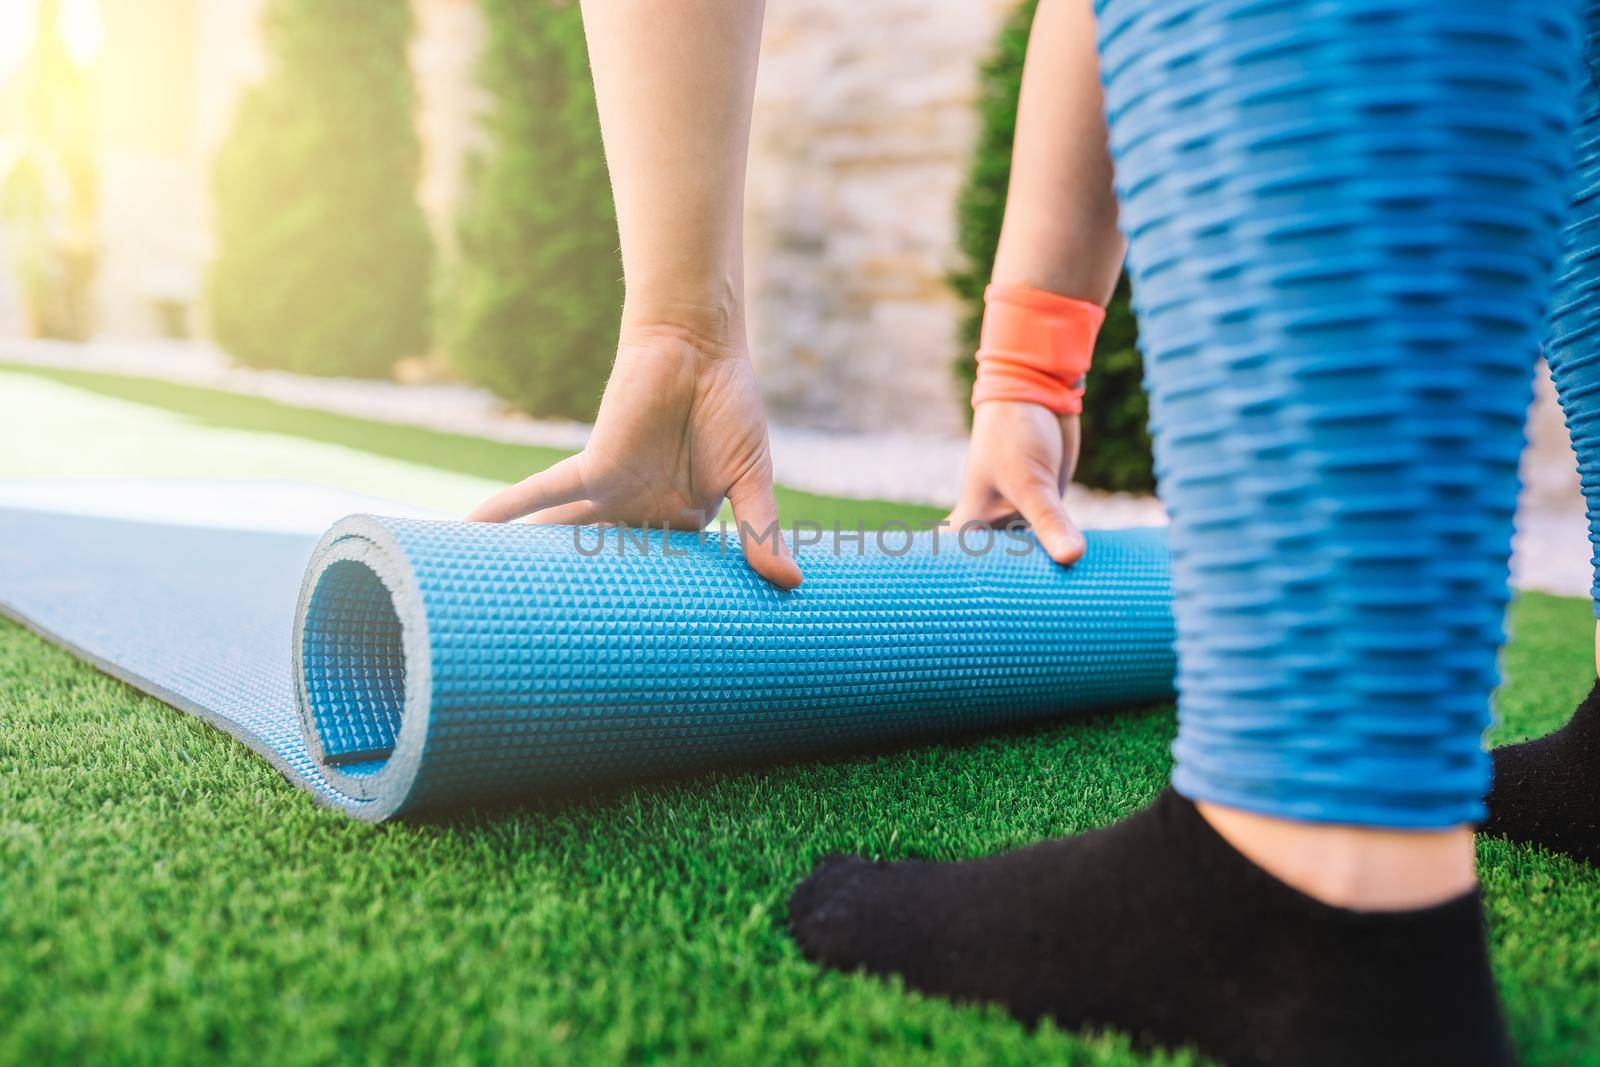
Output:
[
  {"xmin": 444, "ymin": 0, "xmax": 622, "ymax": 421},
  {"xmin": 950, "ymin": 0, "xmax": 1154, "ymax": 493},
  {"xmin": 207, "ymin": 0, "xmax": 431, "ymax": 378}
]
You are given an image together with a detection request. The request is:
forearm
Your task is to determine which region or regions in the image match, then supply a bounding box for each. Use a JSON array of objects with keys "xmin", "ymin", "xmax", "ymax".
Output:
[
  {"xmin": 991, "ymin": 0, "xmax": 1123, "ymax": 305},
  {"xmin": 579, "ymin": 0, "xmax": 767, "ymax": 336}
]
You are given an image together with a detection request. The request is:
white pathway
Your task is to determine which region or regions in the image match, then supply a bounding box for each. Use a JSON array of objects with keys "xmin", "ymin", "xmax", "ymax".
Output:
[
  {"xmin": 0, "ymin": 338, "xmax": 1164, "ymax": 525},
  {"xmin": 1, "ymin": 337, "xmax": 1591, "ymax": 599}
]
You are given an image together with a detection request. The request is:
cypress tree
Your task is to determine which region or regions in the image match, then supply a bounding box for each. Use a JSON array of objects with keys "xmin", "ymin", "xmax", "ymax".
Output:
[
  {"xmin": 444, "ymin": 0, "xmax": 622, "ymax": 420},
  {"xmin": 207, "ymin": 0, "xmax": 432, "ymax": 378}
]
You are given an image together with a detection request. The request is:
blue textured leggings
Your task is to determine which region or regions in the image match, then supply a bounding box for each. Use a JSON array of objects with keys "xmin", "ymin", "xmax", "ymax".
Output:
[
  {"xmin": 1095, "ymin": 0, "xmax": 1588, "ymax": 827},
  {"xmin": 1548, "ymin": 15, "xmax": 1600, "ymax": 617}
]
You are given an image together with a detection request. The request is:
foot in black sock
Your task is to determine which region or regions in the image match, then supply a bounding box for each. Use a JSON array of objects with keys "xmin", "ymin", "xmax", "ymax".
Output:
[
  {"xmin": 1484, "ymin": 679, "xmax": 1600, "ymax": 865},
  {"xmin": 789, "ymin": 791, "xmax": 1510, "ymax": 1067}
]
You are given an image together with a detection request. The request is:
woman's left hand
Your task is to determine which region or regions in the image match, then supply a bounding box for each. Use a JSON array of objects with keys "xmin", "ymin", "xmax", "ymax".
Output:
[{"xmin": 947, "ymin": 400, "xmax": 1085, "ymax": 566}]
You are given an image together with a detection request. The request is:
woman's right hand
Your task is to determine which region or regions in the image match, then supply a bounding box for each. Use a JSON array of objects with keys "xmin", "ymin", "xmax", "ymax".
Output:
[{"xmin": 467, "ymin": 319, "xmax": 803, "ymax": 590}]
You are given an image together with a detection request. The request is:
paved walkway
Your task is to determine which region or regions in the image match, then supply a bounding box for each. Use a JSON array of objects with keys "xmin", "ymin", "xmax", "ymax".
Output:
[
  {"xmin": 2, "ymin": 337, "xmax": 1592, "ymax": 598},
  {"xmin": 0, "ymin": 338, "xmax": 1166, "ymax": 524},
  {"xmin": 0, "ymin": 368, "xmax": 504, "ymax": 516}
]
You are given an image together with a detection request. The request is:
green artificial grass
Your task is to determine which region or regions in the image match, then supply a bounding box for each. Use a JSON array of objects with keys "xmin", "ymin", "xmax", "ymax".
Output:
[
  {"xmin": 1, "ymin": 369, "xmax": 1598, "ymax": 1065},
  {"xmin": 4, "ymin": 597, "xmax": 1598, "ymax": 1067}
]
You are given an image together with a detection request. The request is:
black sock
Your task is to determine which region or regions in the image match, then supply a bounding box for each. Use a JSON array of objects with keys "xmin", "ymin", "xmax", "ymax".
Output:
[
  {"xmin": 1483, "ymin": 679, "xmax": 1600, "ymax": 866},
  {"xmin": 789, "ymin": 791, "xmax": 1510, "ymax": 1066}
]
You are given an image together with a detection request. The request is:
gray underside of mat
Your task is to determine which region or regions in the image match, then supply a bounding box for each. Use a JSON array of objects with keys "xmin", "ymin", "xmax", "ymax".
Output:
[{"xmin": 0, "ymin": 507, "xmax": 362, "ymax": 808}]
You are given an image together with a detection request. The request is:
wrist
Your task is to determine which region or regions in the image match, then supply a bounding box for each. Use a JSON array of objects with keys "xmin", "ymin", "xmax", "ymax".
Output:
[
  {"xmin": 971, "ymin": 399, "xmax": 1077, "ymax": 425},
  {"xmin": 621, "ymin": 279, "xmax": 744, "ymax": 356},
  {"xmin": 971, "ymin": 284, "xmax": 1103, "ymax": 415}
]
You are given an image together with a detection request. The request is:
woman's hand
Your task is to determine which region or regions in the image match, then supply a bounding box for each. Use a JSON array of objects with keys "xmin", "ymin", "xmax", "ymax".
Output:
[
  {"xmin": 947, "ymin": 400, "xmax": 1085, "ymax": 566},
  {"xmin": 468, "ymin": 321, "xmax": 803, "ymax": 589},
  {"xmin": 476, "ymin": 1, "xmax": 790, "ymax": 584}
]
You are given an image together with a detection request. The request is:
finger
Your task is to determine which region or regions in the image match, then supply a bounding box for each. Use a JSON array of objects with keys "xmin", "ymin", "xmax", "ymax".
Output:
[
  {"xmin": 525, "ymin": 500, "xmax": 604, "ymax": 526},
  {"xmin": 946, "ymin": 499, "xmax": 1005, "ymax": 534},
  {"xmin": 948, "ymin": 487, "xmax": 1019, "ymax": 535},
  {"xmin": 727, "ymin": 473, "xmax": 803, "ymax": 590},
  {"xmin": 466, "ymin": 455, "xmax": 588, "ymax": 523},
  {"xmin": 1009, "ymin": 478, "xmax": 1085, "ymax": 566}
]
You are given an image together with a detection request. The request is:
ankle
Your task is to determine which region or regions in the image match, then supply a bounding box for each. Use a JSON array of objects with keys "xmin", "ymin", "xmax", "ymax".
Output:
[{"xmin": 1196, "ymin": 801, "xmax": 1478, "ymax": 911}]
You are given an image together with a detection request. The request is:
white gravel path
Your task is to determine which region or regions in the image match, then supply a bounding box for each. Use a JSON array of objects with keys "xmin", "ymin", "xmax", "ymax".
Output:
[
  {"xmin": 0, "ymin": 338, "xmax": 1164, "ymax": 524},
  {"xmin": 3, "ymin": 337, "xmax": 1591, "ymax": 599}
]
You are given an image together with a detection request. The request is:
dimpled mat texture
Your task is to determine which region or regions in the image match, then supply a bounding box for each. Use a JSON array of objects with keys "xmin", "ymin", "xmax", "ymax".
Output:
[
  {"xmin": 0, "ymin": 506, "xmax": 1175, "ymax": 822},
  {"xmin": 1097, "ymin": 0, "xmax": 1584, "ymax": 826},
  {"xmin": 1545, "ymin": 2, "xmax": 1600, "ymax": 615}
]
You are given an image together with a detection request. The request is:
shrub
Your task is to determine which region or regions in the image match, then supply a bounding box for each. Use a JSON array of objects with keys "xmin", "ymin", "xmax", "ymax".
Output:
[
  {"xmin": 443, "ymin": 0, "xmax": 622, "ymax": 420},
  {"xmin": 950, "ymin": 0, "xmax": 1153, "ymax": 493},
  {"xmin": 207, "ymin": 0, "xmax": 432, "ymax": 377}
]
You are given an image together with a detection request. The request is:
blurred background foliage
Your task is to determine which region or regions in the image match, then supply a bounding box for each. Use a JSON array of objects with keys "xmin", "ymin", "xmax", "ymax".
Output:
[
  {"xmin": 206, "ymin": 0, "xmax": 431, "ymax": 377},
  {"xmin": 1, "ymin": 0, "xmax": 100, "ymax": 341},
  {"xmin": 443, "ymin": 0, "xmax": 621, "ymax": 422},
  {"xmin": 951, "ymin": 0, "xmax": 1153, "ymax": 493}
]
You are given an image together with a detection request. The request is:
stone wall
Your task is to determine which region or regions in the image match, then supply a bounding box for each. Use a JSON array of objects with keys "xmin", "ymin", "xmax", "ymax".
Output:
[{"xmin": 745, "ymin": 1, "xmax": 1015, "ymax": 436}]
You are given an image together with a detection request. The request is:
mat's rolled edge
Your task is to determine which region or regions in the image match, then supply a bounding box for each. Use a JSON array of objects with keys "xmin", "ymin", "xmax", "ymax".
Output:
[{"xmin": 292, "ymin": 514, "xmax": 432, "ymax": 822}]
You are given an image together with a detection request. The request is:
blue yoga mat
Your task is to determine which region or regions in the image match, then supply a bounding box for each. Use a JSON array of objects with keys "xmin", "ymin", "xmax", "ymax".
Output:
[{"xmin": 0, "ymin": 505, "xmax": 1175, "ymax": 821}]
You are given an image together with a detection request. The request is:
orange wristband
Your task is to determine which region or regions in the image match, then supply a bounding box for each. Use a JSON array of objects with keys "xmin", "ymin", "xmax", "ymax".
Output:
[{"xmin": 970, "ymin": 283, "xmax": 1105, "ymax": 416}]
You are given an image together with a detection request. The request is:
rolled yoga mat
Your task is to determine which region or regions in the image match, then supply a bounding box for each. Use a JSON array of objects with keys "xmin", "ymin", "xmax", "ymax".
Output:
[{"xmin": 0, "ymin": 503, "xmax": 1175, "ymax": 821}]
